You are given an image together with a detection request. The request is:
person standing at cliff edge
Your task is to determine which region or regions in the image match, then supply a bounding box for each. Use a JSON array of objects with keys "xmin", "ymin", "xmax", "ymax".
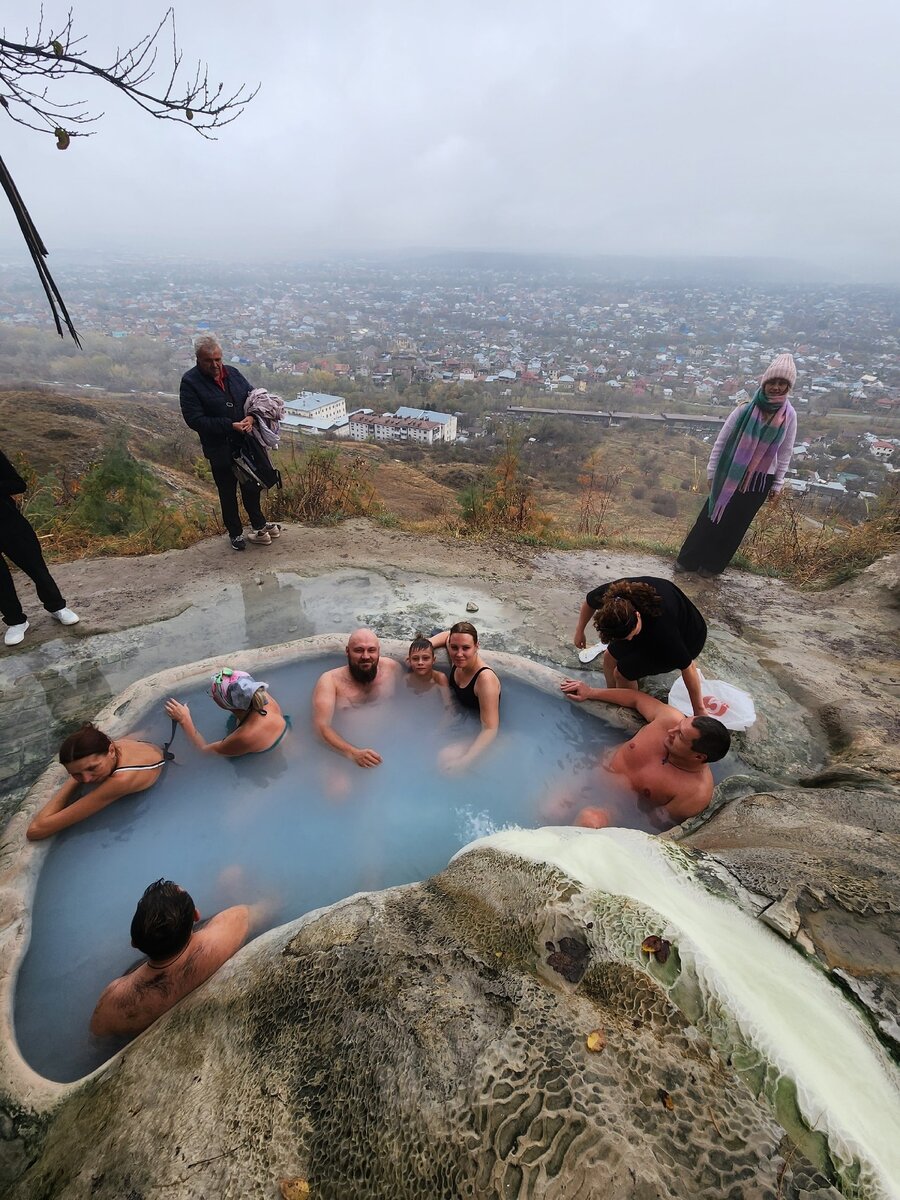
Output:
[
  {"xmin": 675, "ymin": 352, "xmax": 798, "ymax": 578},
  {"xmin": 179, "ymin": 335, "xmax": 281, "ymax": 552},
  {"xmin": 0, "ymin": 448, "xmax": 79, "ymax": 647}
]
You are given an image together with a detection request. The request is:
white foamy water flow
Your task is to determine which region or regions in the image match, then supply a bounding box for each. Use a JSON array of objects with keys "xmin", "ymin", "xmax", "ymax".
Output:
[{"xmin": 463, "ymin": 827, "xmax": 900, "ymax": 1199}]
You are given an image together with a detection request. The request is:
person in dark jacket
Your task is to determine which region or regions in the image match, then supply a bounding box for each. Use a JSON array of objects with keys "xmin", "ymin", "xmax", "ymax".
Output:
[
  {"xmin": 0, "ymin": 449, "xmax": 79, "ymax": 647},
  {"xmin": 179, "ymin": 336, "xmax": 280, "ymax": 551}
]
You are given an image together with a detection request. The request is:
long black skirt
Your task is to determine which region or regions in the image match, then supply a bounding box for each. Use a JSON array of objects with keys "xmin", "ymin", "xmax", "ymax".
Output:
[{"xmin": 676, "ymin": 477, "xmax": 773, "ymax": 574}]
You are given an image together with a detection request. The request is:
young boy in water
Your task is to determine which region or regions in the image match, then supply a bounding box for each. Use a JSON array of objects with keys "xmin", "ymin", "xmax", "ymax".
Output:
[{"xmin": 406, "ymin": 635, "xmax": 450, "ymax": 697}]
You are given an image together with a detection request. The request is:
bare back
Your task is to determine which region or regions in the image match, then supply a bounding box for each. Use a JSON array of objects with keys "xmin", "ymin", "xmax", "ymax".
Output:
[{"xmin": 90, "ymin": 906, "xmax": 249, "ymax": 1039}]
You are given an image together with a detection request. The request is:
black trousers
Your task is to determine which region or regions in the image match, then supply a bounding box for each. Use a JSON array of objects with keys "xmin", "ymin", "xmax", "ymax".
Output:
[
  {"xmin": 677, "ymin": 478, "xmax": 773, "ymax": 574},
  {"xmin": 210, "ymin": 461, "xmax": 267, "ymax": 538},
  {"xmin": 0, "ymin": 507, "xmax": 66, "ymax": 626}
]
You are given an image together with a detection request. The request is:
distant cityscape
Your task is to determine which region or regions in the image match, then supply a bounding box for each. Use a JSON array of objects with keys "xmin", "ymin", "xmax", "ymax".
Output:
[
  {"xmin": 2, "ymin": 255, "xmax": 898, "ymax": 413},
  {"xmin": 1, "ymin": 254, "xmax": 897, "ymax": 504}
]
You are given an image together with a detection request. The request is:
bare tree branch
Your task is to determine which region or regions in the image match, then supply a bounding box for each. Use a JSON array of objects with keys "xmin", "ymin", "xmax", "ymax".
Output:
[
  {"xmin": 1, "ymin": 7, "xmax": 259, "ymax": 343},
  {"xmin": 0, "ymin": 7, "xmax": 259, "ymax": 142}
]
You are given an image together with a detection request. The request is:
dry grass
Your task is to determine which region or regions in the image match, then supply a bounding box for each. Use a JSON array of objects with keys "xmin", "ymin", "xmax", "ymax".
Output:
[{"xmin": 7, "ymin": 390, "xmax": 898, "ymax": 586}]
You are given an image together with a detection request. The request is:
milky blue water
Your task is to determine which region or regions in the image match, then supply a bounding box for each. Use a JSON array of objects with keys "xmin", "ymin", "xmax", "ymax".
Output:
[{"xmin": 14, "ymin": 655, "xmax": 725, "ymax": 1082}]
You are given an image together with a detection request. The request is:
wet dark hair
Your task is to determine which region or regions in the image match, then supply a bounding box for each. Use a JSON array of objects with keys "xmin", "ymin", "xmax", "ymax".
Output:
[
  {"xmin": 690, "ymin": 717, "xmax": 731, "ymax": 763},
  {"xmin": 59, "ymin": 723, "xmax": 112, "ymax": 765},
  {"xmin": 594, "ymin": 581, "xmax": 662, "ymax": 642},
  {"xmin": 449, "ymin": 620, "xmax": 479, "ymax": 643},
  {"xmin": 131, "ymin": 879, "xmax": 196, "ymax": 961},
  {"xmin": 408, "ymin": 633, "xmax": 435, "ymax": 657}
]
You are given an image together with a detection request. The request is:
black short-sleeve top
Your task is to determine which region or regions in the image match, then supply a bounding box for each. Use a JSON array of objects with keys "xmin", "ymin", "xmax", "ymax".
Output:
[{"xmin": 585, "ymin": 576, "xmax": 707, "ymax": 680}]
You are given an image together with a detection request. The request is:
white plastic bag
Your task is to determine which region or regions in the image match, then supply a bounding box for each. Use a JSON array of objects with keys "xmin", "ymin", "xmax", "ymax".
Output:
[{"xmin": 667, "ymin": 672, "xmax": 756, "ymax": 731}]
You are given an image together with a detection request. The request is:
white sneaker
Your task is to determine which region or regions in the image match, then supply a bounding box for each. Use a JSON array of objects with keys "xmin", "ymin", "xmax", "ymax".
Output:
[
  {"xmin": 52, "ymin": 607, "xmax": 80, "ymax": 626},
  {"xmin": 4, "ymin": 621, "xmax": 29, "ymax": 646}
]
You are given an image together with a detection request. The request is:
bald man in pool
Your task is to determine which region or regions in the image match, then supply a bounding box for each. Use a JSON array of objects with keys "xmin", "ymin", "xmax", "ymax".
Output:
[
  {"xmin": 90, "ymin": 879, "xmax": 250, "ymax": 1039},
  {"xmin": 559, "ymin": 682, "xmax": 730, "ymax": 827},
  {"xmin": 312, "ymin": 628, "xmax": 402, "ymax": 768}
]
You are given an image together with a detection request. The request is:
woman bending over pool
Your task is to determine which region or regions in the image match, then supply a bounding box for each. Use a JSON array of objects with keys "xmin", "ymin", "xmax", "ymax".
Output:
[
  {"xmin": 26, "ymin": 724, "xmax": 166, "ymax": 841},
  {"xmin": 165, "ymin": 668, "xmax": 287, "ymax": 757},
  {"xmin": 430, "ymin": 622, "xmax": 501, "ymax": 772}
]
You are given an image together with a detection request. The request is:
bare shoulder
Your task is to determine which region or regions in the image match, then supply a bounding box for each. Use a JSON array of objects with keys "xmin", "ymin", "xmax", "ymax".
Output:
[
  {"xmin": 313, "ymin": 667, "xmax": 341, "ymax": 698},
  {"xmin": 477, "ymin": 666, "xmax": 501, "ymax": 690},
  {"xmin": 666, "ymin": 774, "xmax": 713, "ymax": 822},
  {"xmin": 315, "ymin": 666, "xmax": 341, "ymax": 687},
  {"xmin": 117, "ymin": 737, "xmax": 165, "ymax": 764},
  {"xmin": 89, "ymin": 974, "xmax": 136, "ymax": 1035},
  {"xmin": 379, "ymin": 657, "xmax": 403, "ymax": 676},
  {"xmin": 650, "ymin": 702, "xmax": 685, "ymax": 726},
  {"xmin": 195, "ymin": 905, "xmax": 250, "ymax": 964},
  {"xmin": 432, "ymin": 671, "xmax": 449, "ymax": 688}
]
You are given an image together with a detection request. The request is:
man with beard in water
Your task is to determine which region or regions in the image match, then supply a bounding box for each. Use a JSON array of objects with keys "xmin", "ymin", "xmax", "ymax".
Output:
[{"xmin": 312, "ymin": 628, "xmax": 401, "ymax": 767}]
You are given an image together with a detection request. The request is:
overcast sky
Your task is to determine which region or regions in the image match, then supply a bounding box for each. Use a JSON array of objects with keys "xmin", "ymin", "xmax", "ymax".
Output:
[{"xmin": 2, "ymin": 0, "xmax": 899, "ymax": 280}]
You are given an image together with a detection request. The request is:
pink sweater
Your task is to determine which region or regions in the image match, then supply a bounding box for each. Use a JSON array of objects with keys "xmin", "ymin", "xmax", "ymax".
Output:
[{"xmin": 707, "ymin": 404, "xmax": 798, "ymax": 492}]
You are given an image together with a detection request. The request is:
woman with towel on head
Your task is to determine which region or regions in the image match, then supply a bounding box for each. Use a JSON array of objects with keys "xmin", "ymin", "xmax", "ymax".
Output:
[
  {"xmin": 675, "ymin": 352, "xmax": 799, "ymax": 578},
  {"xmin": 165, "ymin": 668, "xmax": 287, "ymax": 756}
]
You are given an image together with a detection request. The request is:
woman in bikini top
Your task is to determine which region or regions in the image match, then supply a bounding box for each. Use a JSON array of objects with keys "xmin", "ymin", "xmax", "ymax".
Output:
[
  {"xmin": 165, "ymin": 668, "xmax": 288, "ymax": 758},
  {"xmin": 26, "ymin": 723, "xmax": 166, "ymax": 841}
]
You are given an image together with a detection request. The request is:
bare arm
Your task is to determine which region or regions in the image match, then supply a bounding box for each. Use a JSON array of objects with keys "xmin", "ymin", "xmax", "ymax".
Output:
[
  {"xmin": 440, "ymin": 671, "xmax": 501, "ymax": 772},
  {"xmin": 311, "ymin": 674, "xmax": 382, "ymax": 768},
  {"xmin": 462, "ymin": 671, "xmax": 501, "ymax": 765},
  {"xmin": 27, "ymin": 771, "xmax": 151, "ymax": 841},
  {"xmin": 164, "ymin": 699, "xmax": 254, "ymax": 758},
  {"xmin": 428, "ymin": 630, "xmax": 449, "ymax": 650},
  {"xmin": 681, "ymin": 663, "xmax": 706, "ymax": 717},
  {"xmin": 573, "ymin": 600, "xmax": 596, "ymax": 649},
  {"xmin": 560, "ymin": 680, "xmax": 676, "ymax": 723}
]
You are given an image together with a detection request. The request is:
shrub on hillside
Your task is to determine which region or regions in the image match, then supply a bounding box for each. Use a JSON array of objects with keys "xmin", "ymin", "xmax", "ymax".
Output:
[
  {"xmin": 270, "ymin": 445, "xmax": 376, "ymax": 524},
  {"xmin": 650, "ymin": 492, "xmax": 678, "ymax": 518}
]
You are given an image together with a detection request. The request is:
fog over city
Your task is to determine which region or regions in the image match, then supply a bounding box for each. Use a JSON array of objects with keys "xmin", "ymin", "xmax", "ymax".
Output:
[{"xmin": 1, "ymin": 0, "xmax": 899, "ymax": 280}]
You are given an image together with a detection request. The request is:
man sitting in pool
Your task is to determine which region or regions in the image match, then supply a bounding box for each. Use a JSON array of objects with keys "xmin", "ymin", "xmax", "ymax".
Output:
[
  {"xmin": 90, "ymin": 878, "xmax": 250, "ymax": 1039},
  {"xmin": 559, "ymin": 680, "xmax": 730, "ymax": 826},
  {"xmin": 312, "ymin": 628, "xmax": 401, "ymax": 768}
]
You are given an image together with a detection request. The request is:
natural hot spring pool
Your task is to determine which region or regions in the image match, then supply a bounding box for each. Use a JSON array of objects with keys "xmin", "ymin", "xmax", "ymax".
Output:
[{"xmin": 13, "ymin": 653, "xmax": 734, "ymax": 1082}]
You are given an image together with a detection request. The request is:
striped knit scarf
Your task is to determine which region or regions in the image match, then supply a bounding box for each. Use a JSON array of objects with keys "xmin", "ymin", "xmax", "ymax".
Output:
[{"xmin": 708, "ymin": 389, "xmax": 792, "ymax": 523}]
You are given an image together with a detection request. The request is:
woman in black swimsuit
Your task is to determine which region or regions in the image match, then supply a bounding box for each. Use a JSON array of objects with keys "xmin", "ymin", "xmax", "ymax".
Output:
[
  {"xmin": 26, "ymin": 723, "xmax": 166, "ymax": 840},
  {"xmin": 430, "ymin": 621, "xmax": 501, "ymax": 773}
]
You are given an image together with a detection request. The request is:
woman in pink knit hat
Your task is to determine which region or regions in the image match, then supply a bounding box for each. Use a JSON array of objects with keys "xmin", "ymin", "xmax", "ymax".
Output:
[{"xmin": 675, "ymin": 352, "xmax": 798, "ymax": 577}]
